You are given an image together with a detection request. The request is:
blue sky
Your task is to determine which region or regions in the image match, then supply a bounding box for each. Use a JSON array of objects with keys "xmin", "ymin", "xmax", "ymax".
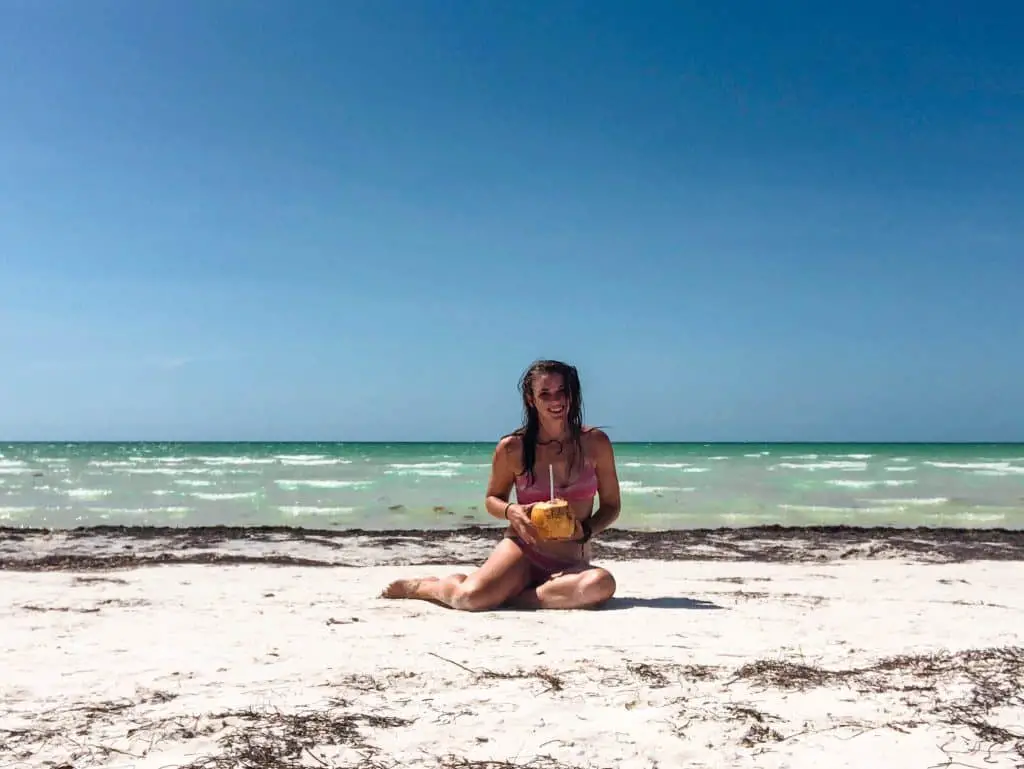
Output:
[{"xmin": 1, "ymin": 1, "xmax": 1022, "ymax": 442}]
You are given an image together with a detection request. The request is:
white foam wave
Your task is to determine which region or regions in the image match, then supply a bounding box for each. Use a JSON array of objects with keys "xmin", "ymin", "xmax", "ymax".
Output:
[
  {"xmin": 929, "ymin": 512, "xmax": 1008, "ymax": 523},
  {"xmin": 925, "ymin": 461, "xmax": 1024, "ymax": 476},
  {"xmin": 197, "ymin": 456, "xmax": 277, "ymax": 466},
  {"xmin": 86, "ymin": 506, "xmax": 193, "ymax": 515},
  {"xmin": 827, "ymin": 479, "xmax": 918, "ymax": 488},
  {"xmin": 781, "ymin": 454, "xmax": 819, "ymax": 460},
  {"xmin": 0, "ymin": 460, "xmax": 33, "ymax": 475},
  {"xmin": 114, "ymin": 467, "xmax": 217, "ymax": 476},
  {"xmin": 274, "ymin": 480, "xmax": 373, "ymax": 490},
  {"xmin": 824, "ymin": 480, "xmax": 880, "ymax": 489},
  {"xmin": 620, "ymin": 481, "xmax": 696, "ymax": 494},
  {"xmin": 64, "ymin": 488, "xmax": 113, "ymax": 500},
  {"xmin": 870, "ymin": 497, "xmax": 949, "ymax": 506},
  {"xmin": 173, "ymin": 480, "xmax": 214, "ymax": 487},
  {"xmin": 773, "ymin": 461, "xmax": 867, "ymax": 472},
  {"xmin": 388, "ymin": 462, "xmax": 464, "ymax": 469},
  {"xmin": 385, "ymin": 468, "xmax": 459, "ymax": 477},
  {"xmin": 0, "ymin": 506, "xmax": 34, "ymax": 517},
  {"xmin": 778, "ymin": 504, "xmax": 858, "ymax": 514},
  {"xmin": 779, "ymin": 503, "xmax": 905, "ymax": 515},
  {"xmin": 623, "ymin": 462, "xmax": 692, "ymax": 469},
  {"xmin": 277, "ymin": 457, "xmax": 352, "ymax": 466},
  {"xmin": 884, "ymin": 466, "xmax": 917, "ymax": 472},
  {"xmin": 190, "ymin": 492, "xmax": 259, "ymax": 501},
  {"xmin": 279, "ymin": 506, "xmax": 356, "ymax": 516},
  {"xmin": 89, "ymin": 461, "xmax": 136, "ymax": 468}
]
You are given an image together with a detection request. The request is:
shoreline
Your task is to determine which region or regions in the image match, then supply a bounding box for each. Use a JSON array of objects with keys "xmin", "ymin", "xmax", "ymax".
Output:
[{"xmin": 3, "ymin": 523, "xmax": 1024, "ymax": 572}]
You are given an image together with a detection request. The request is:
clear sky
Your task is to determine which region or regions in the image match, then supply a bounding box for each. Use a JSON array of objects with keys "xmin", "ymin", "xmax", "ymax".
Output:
[{"xmin": 1, "ymin": 1, "xmax": 1022, "ymax": 442}]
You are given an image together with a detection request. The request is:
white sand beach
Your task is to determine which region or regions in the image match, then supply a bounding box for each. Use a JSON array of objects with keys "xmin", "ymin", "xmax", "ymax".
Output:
[{"xmin": 2, "ymin": 528, "xmax": 1023, "ymax": 768}]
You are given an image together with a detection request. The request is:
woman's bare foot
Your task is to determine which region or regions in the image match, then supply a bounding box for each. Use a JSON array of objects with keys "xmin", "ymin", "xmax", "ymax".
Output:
[{"xmin": 380, "ymin": 576, "xmax": 439, "ymax": 599}]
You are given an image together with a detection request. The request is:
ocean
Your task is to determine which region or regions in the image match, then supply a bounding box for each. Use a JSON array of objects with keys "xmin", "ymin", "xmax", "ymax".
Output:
[{"xmin": 0, "ymin": 442, "xmax": 1022, "ymax": 531}]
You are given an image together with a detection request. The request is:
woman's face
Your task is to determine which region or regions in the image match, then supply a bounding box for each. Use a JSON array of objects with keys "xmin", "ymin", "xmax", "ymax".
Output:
[{"xmin": 530, "ymin": 372, "xmax": 569, "ymax": 422}]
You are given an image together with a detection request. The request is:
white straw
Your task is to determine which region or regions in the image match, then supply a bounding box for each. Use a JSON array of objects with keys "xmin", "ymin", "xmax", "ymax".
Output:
[{"xmin": 549, "ymin": 464, "xmax": 554, "ymax": 501}]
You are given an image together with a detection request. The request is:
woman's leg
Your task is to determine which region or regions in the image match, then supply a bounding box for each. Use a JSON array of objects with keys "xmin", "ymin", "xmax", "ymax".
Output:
[
  {"xmin": 380, "ymin": 538, "xmax": 532, "ymax": 612},
  {"xmin": 505, "ymin": 564, "xmax": 617, "ymax": 610}
]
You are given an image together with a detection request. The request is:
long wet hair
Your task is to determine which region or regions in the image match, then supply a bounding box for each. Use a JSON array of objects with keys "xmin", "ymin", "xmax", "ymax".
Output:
[{"xmin": 512, "ymin": 359, "xmax": 585, "ymax": 484}]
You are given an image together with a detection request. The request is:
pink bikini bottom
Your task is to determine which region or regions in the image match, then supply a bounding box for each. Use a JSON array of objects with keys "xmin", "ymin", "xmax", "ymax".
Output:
[{"xmin": 508, "ymin": 534, "xmax": 587, "ymax": 586}]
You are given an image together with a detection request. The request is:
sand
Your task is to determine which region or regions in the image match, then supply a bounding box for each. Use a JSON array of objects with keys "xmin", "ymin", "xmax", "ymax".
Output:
[{"xmin": 2, "ymin": 526, "xmax": 1023, "ymax": 768}]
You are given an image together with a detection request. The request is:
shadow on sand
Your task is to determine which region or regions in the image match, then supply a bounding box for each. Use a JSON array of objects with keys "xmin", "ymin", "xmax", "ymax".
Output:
[{"xmin": 604, "ymin": 596, "xmax": 725, "ymax": 610}]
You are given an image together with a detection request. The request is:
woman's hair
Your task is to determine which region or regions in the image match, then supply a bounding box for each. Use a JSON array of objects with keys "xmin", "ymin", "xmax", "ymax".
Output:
[{"xmin": 513, "ymin": 359, "xmax": 585, "ymax": 483}]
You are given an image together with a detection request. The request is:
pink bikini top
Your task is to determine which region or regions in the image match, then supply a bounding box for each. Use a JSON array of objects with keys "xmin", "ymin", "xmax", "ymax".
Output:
[{"xmin": 515, "ymin": 462, "xmax": 599, "ymax": 505}]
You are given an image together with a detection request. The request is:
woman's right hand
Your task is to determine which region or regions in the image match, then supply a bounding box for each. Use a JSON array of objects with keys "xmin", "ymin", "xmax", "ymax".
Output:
[{"xmin": 506, "ymin": 503, "xmax": 539, "ymax": 546}]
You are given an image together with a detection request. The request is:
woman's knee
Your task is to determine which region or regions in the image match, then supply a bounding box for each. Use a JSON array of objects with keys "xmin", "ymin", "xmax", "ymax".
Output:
[
  {"xmin": 450, "ymin": 582, "xmax": 502, "ymax": 612},
  {"xmin": 450, "ymin": 570, "xmax": 526, "ymax": 612},
  {"xmin": 580, "ymin": 567, "xmax": 617, "ymax": 605}
]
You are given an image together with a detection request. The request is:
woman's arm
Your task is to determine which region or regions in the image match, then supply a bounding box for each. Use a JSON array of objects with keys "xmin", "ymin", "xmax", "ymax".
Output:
[
  {"xmin": 587, "ymin": 428, "xmax": 621, "ymax": 535},
  {"xmin": 484, "ymin": 435, "xmax": 519, "ymax": 520}
]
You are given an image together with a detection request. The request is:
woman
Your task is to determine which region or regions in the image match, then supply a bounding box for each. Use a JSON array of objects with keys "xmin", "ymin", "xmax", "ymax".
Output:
[{"xmin": 381, "ymin": 359, "xmax": 621, "ymax": 611}]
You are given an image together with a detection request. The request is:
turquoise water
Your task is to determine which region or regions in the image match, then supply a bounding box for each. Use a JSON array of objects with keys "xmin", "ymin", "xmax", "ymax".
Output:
[{"xmin": 1, "ymin": 442, "xmax": 1022, "ymax": 530}]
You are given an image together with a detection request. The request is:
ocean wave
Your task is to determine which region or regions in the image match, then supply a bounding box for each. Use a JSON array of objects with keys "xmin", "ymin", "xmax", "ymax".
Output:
[
  {"xmin": 620, "ymin": 481, "xmax": 696, "ymax": 494},
  {"xmin": 925, "ymin": 461, "xmax": 1024, "ymax": 476},
  {"xmin": 113, "ymin": 467, "xmax": 218, "ymax": 476},
  {"xmin": 190, "ymin": 492, "xmax": 259, "ymax": 501},
  {"xmin": 387, "ymin": 470, "xmax": 459, "ymax": 477},
  {"xmin": 274, "ymin": 480, "xmax": 373, "ymax": 490},
  {"xmin": 64, "ymin": 488, "xmax": 113, "ymax": 500},
  {"xmin": 85, "ymin": 506, "xmax": 193, "ymax": 515},
  {"xmin": 779, "ymin": 503, "xmax": 907, "ymax": 515},
  {"xmin": 870, "ymin": 497, "xmax": 950, "ymax": 506},
  {"xmin": 388, "ymin": 462, "xmax": 464, "ymax": 469},
  {"xmin": 278, "ymin": 505, "xmax": 356, "ymax": 516},
  {"xmin": 623, "ymin": 462, "xmax": 692, "ymax": 469},
  {"xmin": 824, "ymin": 479, "xmax": 916, "ymax": 489},
  {"xmin": 926, "ymin": 511, "xmax": 1007, "ymax": 523},
  {"xmin": 0, "ymin": 506, "xmax": 35, "ymax": 517},
  {"xmin": 0, "ymin": 461, "xmax": 33, "ymax": 475},
  {"xmin": 778, "ymin": 504, "xmax": 860, "ymax": 513},
  {"xmin": 173, "ymin": 479, "xmax": 215, "ymax": 487},
  {"xmin": 196, "ymin": 456, "xmax": 277, "ymax": 466},
  {"xmin": 884, "ymin": 466, "xmax": 917, "ymax": 472},
  {"xmin": 277, "ymin": 457, "xmax": 353, "ymax": 466},
  {"xmin": 773, "ymin": 461, "xmax": 868, "ymax": 472}
]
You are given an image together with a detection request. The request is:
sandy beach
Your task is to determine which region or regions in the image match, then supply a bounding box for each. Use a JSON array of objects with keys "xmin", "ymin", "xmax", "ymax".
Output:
[{"xmin": 2, "ymin": 525, "xmax": 1023, "ymax": 768}]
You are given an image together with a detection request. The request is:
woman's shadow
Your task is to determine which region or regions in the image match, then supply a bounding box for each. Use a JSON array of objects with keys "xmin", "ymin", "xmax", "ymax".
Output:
[{"xmin": 603, "ymin": 596, "xmax": 725, "ymax": 610}]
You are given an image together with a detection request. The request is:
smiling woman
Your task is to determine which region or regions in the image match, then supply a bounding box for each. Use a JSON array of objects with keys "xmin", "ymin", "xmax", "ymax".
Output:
[{"xmin": 381, "ymin": 359, "xmax": 622, "ymax": 610}]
